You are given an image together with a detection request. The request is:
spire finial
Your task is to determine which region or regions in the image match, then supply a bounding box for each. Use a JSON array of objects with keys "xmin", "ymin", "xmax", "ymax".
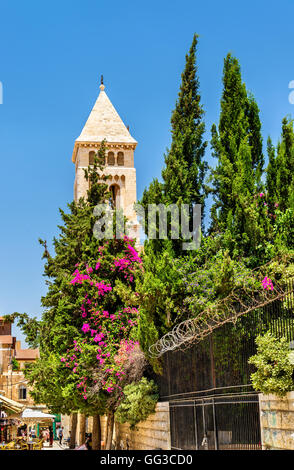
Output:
[{"xmin": 100, "ymin": 74, "xmax": 105, "ymax": 91}]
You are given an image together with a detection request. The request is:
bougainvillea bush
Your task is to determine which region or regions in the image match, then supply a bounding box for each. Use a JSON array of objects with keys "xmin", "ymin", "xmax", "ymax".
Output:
[{"xmin": 60, "ymin": 236, "xmax": 145, "ymax": 405}]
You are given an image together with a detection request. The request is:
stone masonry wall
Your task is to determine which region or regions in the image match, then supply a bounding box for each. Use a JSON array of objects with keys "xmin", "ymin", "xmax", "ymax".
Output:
[
  {"xmin": 259, "ymin": 392, "xmax": 294, "ymax": 449},
  {"xmin": 113, "ymin": 402, "xmax": 171, "ymax": 450}
]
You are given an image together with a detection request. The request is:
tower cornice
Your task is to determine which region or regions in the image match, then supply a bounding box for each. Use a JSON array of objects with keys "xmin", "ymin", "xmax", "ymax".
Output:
[{"xmin": 72, "ymin": 140, "xmax": 137, "ymax": 163}]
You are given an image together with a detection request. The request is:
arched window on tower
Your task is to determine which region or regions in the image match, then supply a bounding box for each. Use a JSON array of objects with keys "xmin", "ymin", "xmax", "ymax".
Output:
[
  {"xmin": 109, "ymin": 184, "xmax": 120, "ymax": 209},
  {"xmin": 19, "ymin": 385, "xmax": 27, "ymax": 400},
  {"xmin": 89, "ymin": 151, "xmax": 95, "ymax": 165},
  {"xmin": 117, "ymin": 151, "xmax": 124, "ymax": 166},
  {"xmin": 108, "ymin": 152, "xmax": 115, "ymax": 166}
]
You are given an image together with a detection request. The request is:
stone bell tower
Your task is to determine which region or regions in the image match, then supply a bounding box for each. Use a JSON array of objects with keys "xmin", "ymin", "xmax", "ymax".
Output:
[{"xmin": 72, "ymin": 78, "xmax": 140, "ymax": 241}]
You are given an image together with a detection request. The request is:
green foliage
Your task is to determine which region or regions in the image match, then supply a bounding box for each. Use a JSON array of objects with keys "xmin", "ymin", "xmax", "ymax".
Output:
[
  {"xmin": 137, "ymin": 235, "xmax": 261, "ymax": 364},
  {"xmin": 115, "ymin": 378, "xmax": 158, "ymax": 429},
  {"xmin": 137, "ymin": 248, "xmax": 187, "ymax": 371},
  {"xmin": 274, "ymin": 209, "xmax": 294, "ymax": 250},
  {"xmin": 140, "ymin": 34, "xmax": 207, "ymax": 256},
  {"xmin": 249, "ymin": 332, "xmax": 294, "ymax": 397},
  {"xmin": 11, "ymin": 357, "xmax": 20, "ymax": 371},
  {"xmin": 209, "ymin": 54, "xmax": 266, "ymax": 259}
]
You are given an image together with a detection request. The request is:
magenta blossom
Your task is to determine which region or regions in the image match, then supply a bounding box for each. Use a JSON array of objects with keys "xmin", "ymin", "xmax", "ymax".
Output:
[
  {"xmin": 262, "ymin": 276, "xmax": 274, "ymax": 291},
  {"xmin": 81, "ymin": 323, "xmax": 90, "ymax": 333}
]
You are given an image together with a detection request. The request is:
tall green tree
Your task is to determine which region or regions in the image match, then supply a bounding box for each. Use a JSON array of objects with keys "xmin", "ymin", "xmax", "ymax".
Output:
[
  {"xmin": 209, "ymin": 54, "xmax": 265, "ymax": 259},
  {"xmin": 140, "ymin": 34, "xmax": 207, "ymax": 256}
]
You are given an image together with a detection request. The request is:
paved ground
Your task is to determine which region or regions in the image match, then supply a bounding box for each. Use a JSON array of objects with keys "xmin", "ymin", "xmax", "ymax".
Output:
[{"xmin": 42, "ymin": 441, "xmax": 69, "ymax": 451}]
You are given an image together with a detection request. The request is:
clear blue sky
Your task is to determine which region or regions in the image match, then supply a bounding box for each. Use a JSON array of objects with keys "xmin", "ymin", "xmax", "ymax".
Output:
[{"xmin": 0, "ymin": 0, "xmax": 293, "ymax": 345}]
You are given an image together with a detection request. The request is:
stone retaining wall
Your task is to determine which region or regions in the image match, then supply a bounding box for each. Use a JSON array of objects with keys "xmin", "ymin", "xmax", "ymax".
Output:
[
  {"xmin": 259, "ymin": 392, "xmax": 294, "ymax": 450},
  {"xmin": 113, "ymin": 402, "xmax": 170, "ymax": 450}
]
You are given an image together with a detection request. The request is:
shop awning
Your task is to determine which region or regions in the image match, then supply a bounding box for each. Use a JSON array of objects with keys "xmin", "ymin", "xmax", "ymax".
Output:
[
  {"xmin": 0, "ymin": 394, "xmax": 26, "ymax": 415},
  {"xmin": 21, "ymin": 408, "xmax": 55, "ymax": 421}
]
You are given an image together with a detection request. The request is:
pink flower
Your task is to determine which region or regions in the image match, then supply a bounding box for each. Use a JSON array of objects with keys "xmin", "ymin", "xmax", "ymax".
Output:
[
  {"xmin": 81, "ymin": 323, "xmax": 90, "ymax": 333},
  {"xmin": 262, "ymin": 276, "xmax": 274, "ymax": 291},
  {"xmin": 127, "ymin": 245, "xmax": 142, "ymax": 263},
  {"xmin": 71, "ymin": 270, "xmax": 91, "ymax": 285},
  {"xmin": 93, "ymin": 333, "xmax": 104, "ymax": 343},
  {"xmin": 95, "ymin": 282, "xmax": 112, "ymax": 296}
]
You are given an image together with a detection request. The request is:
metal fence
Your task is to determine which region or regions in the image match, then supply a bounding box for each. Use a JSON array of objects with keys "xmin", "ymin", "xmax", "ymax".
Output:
[
  {"xmin": 170, "ymin": 391, "xmax": 261, "ymax": 450},
  {"xmin": 156, "ymin": 281, "xmax": 294, "ymax": 450}
]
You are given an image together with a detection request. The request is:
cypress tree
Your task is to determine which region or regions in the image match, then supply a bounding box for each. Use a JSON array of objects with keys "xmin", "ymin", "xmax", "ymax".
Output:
[
  {"xmin": 140, "ymin": 34, "xmax": 207, "ymax": 256},
  {"xmin": 209, "ymin": 54, "xmax": 265, "ymax": 257}
]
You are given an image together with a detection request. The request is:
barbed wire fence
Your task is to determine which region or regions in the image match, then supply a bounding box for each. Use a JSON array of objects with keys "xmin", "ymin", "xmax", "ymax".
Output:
[{"xmin": 149, "ymin": 277, "xmax": 294, "ymax": 358}]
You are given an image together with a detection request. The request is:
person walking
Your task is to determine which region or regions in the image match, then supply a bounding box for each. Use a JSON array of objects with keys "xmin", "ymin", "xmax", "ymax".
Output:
[
  {"xmin": 85, "ymin": 433, "xmax": 92, "ymax": 450},
  {"xmin": 58, "ymin": 426, "xmax": 64, "ymax": 446}
]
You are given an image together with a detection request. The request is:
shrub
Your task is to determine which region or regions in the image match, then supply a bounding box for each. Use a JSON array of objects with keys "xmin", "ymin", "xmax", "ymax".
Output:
[
  {"xmin": 249, "ymin": 331, "xmax": 294, "ymax": 397},
  {"xmin": 115, "ymin": 378, "xmax": 159, "ymax": 429}
]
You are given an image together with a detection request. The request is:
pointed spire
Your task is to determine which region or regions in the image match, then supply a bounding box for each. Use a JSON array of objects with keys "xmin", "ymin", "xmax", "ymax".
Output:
[{"xmin": 74, "ymin": 78, "xmax": 137, "ymax": 146}]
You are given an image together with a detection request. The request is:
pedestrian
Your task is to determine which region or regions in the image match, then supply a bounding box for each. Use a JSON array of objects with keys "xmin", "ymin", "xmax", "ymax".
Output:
[
  {"xmin": 58, "ymin": 426, "xmax": 64, "ymax": 445},
  {"xmin": 85, "ymin": 434, "xmax": 92, "ymax": 451},
  {"xmin": 49, "ymin": 426, "xmax": 54, "ymax": 447}
]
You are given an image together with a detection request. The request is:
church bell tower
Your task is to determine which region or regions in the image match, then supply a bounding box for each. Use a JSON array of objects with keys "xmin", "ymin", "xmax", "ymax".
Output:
[{"xmin": 72, "ymin": 78, "xmax": 139, "ymax": 242}]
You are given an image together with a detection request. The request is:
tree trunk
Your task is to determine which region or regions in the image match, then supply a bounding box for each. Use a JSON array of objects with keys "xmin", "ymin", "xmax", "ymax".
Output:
[
  {"xmin": 70, "ymin": 413, "xmax": 78, "ymax": 449},
  {"xmin": 105, "ymin": 412, "xmax": 114, "ymax": 450},
  {"xmin": 77, "ymin": 413, "xmax": 86, "ymax": 446},
  {"xmin": 92, "ymin": 414, "xmax": 101, "ymax": 450}
]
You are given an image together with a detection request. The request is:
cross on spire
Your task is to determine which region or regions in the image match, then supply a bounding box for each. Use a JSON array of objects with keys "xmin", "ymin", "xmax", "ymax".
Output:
[{"xmin": 100, "ymin": 75, "xmax": 105, "ymax": 91}]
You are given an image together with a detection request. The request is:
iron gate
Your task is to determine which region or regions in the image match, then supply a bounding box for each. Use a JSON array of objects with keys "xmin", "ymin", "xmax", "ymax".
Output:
[
  {"xmin": 169, "ymin": 390, "xmax": 261, "ymax": 450},
  {"xmin": 155, "ymin": 283, "xmax": 294, "ymax": 450}
]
